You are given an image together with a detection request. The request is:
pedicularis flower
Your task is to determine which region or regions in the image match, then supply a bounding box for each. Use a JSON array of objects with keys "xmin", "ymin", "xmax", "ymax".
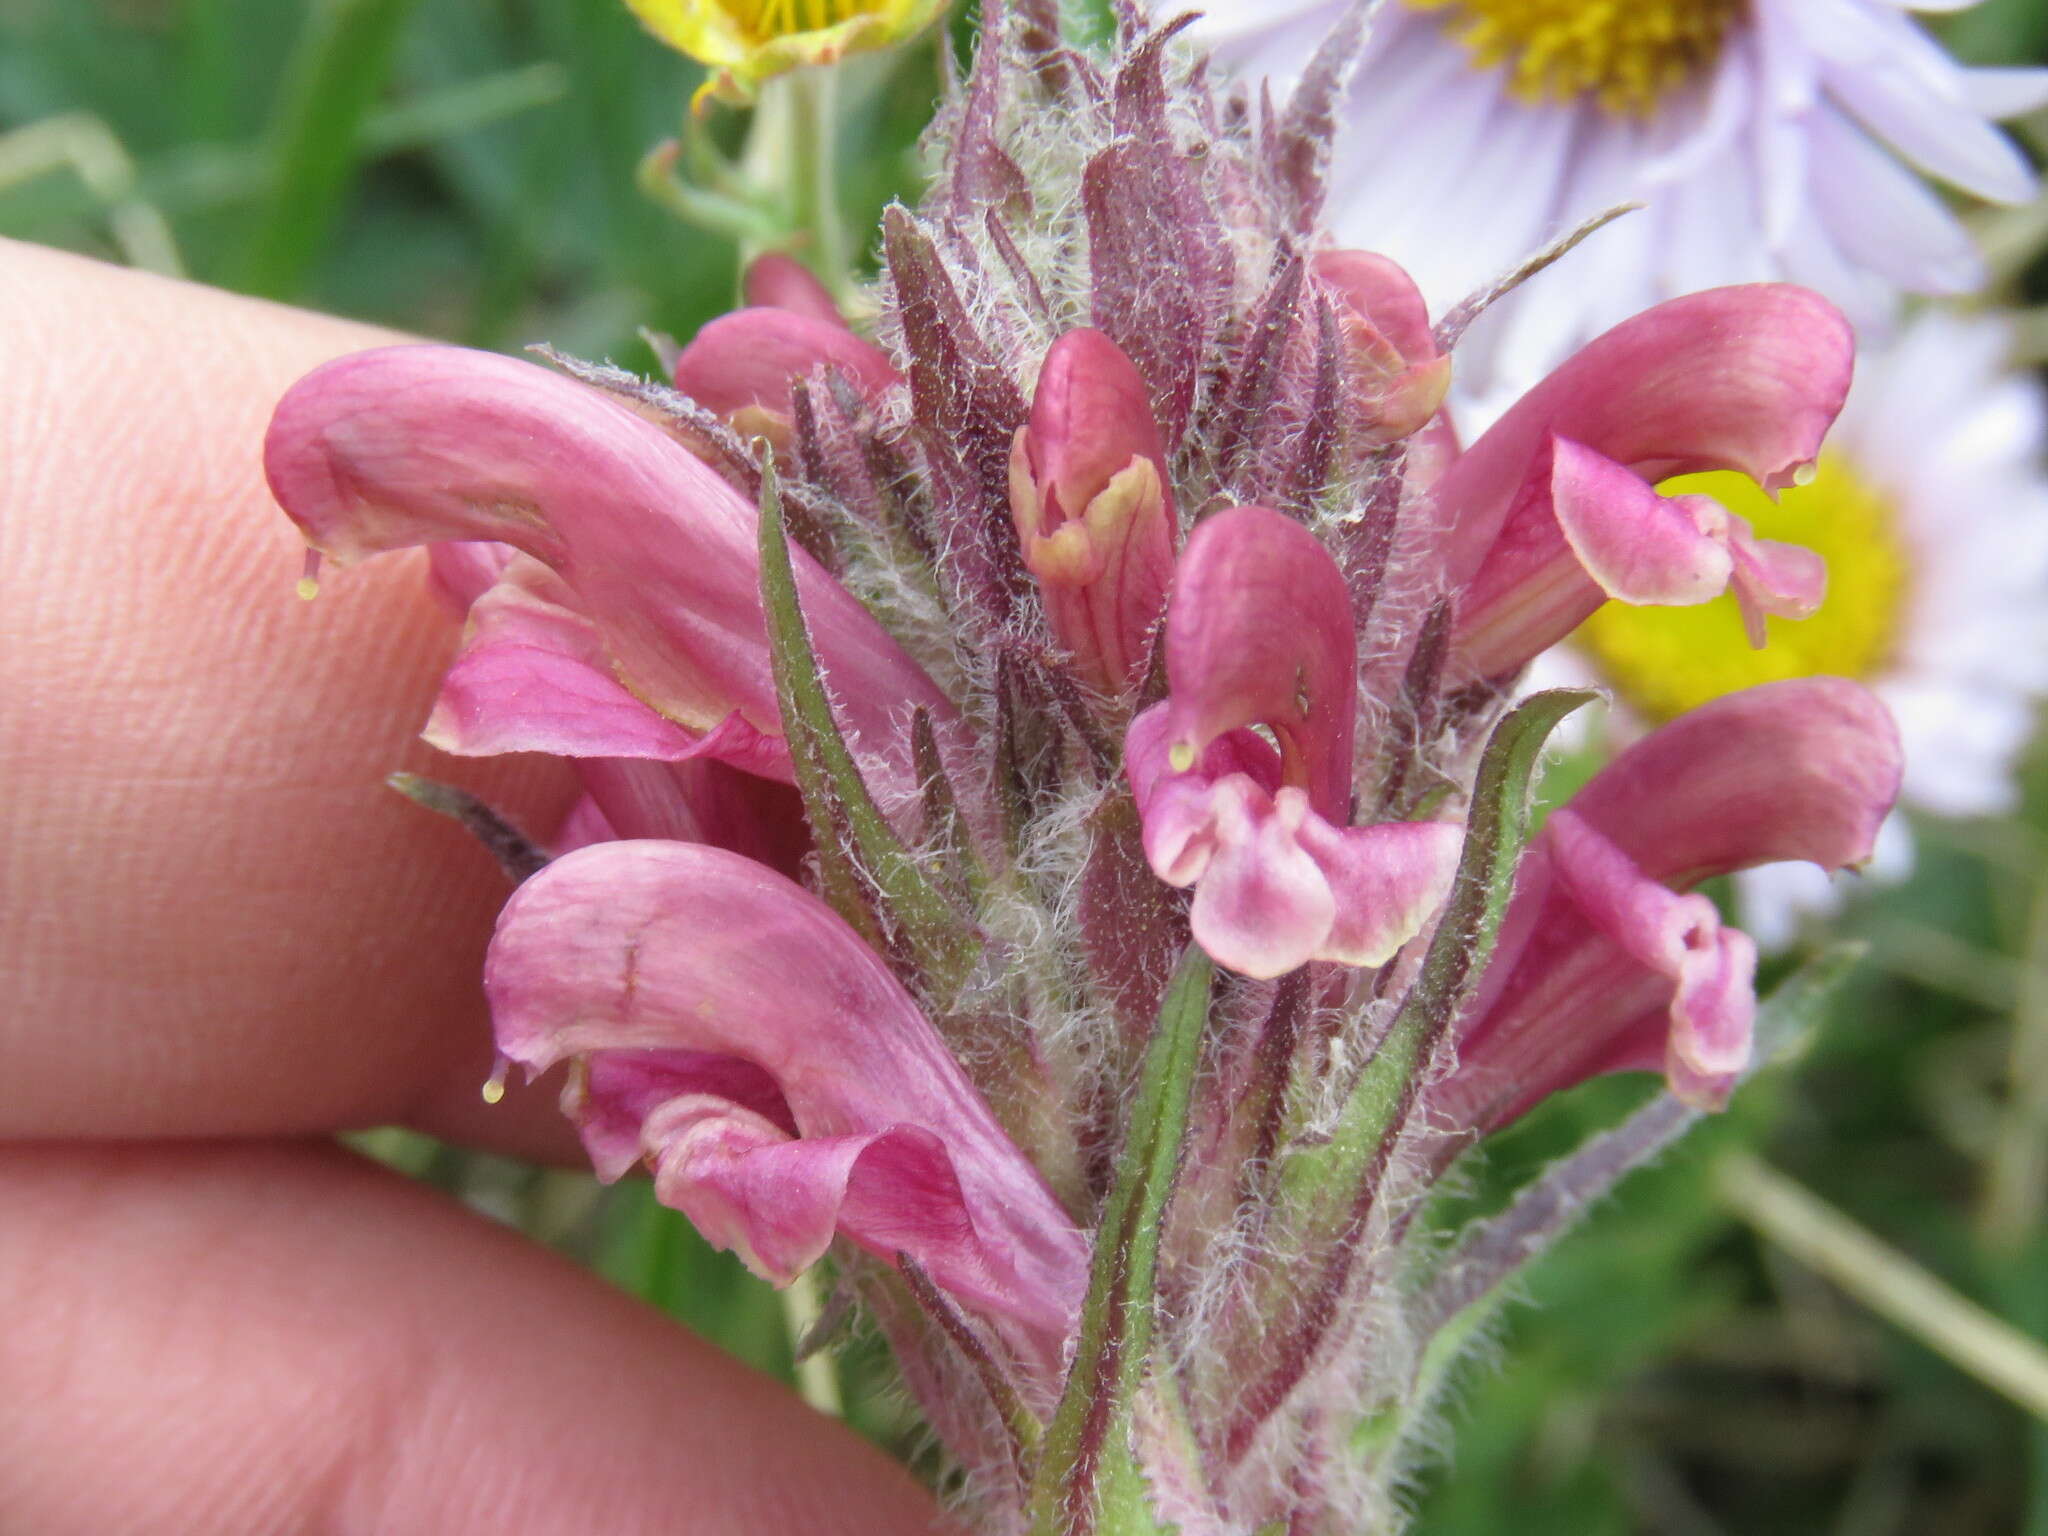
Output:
[{"xmin": 266, "ymin": 7, "xmax": 1900, "ymax": 1530}]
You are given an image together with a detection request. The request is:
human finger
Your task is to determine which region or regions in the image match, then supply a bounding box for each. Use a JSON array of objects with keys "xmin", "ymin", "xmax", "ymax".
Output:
[{"xmin": 0, "ymin": 1138, "xmax": 950, "ymax": 1535}]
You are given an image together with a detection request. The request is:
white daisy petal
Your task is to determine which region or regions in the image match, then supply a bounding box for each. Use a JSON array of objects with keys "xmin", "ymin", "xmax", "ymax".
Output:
[
  {"xmin": 1807, "ymin": 102, "xmax": 1984, "ymax": 293},
  {"xmin": 1964, "ymin": 66, "xmax": 2048, "ymax": 118},
  {"xmin": 1191, "ymin": 0, "xmax": 2039, "ymax": 390}
]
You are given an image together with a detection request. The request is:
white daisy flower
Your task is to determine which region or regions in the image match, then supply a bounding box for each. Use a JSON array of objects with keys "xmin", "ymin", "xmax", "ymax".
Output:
[
  {"xmin": 1545, "ymin": 308, "xmax": 2048, "ymax": 946},
  {"xmin": 1192, "ymin": 0, "xmax": 2048, "ymax": 400}
]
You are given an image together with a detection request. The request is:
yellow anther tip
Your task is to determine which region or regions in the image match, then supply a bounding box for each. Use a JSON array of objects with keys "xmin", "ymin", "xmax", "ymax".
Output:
[
  {"xmin": 295, "ymin": 576, "xmax": 320, "ymax": 602},
  {"xmin": 1168, "ymin": 741, "xmax": 1197, "ymax": 773}
]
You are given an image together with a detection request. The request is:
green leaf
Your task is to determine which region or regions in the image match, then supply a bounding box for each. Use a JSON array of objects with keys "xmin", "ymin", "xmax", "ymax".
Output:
[
  {"xmin": 1284, "ymin": 689, "xmax": 1596, "ymax": 1214},
  {"xmin": 757, "ymin": 457, "xmax": 981, "ymax": 993},
  {"xmin": 238, "ymin": 0, "xmax": 418, "ymax": 298},
  {"xmin": 1028, "ymin": 947, "xmax": 1214, "ymax": 1536}
]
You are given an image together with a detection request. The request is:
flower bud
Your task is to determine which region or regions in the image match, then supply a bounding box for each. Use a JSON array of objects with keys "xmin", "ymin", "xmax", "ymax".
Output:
[
  {"xmin": 670, "ymin": 305, "xmax": 901, "ymax": 452},
  {"xmin": 1314, "ymin": 249, "xmax": 1452, "ymax": 447},
  {"xmin": 1008, "ymin": 328, "xmax": 1177, "ymax": 694}
]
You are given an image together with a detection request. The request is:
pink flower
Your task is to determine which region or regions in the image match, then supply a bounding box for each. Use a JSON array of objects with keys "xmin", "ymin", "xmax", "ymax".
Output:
[
  {"xmin": 1314, "ymin": 250, "xmax": 1451, "ymax": 447},
  {"xmin": 265, "ymin": 343, "xmax": 951, "ymax": 799},
  {"xmin": 669, "ymin": 304, "xmax": 901, "ymax": 451},
  {"xmin": 1447, "ymin": 678, "xmax": 1902, "ymax": 1129},
  {"xmin": 1126, "ymin": 506, "xmax": 1463, "ymax": 979},
  {"xmin": 488, "ymin": 839, "xmax": 1088, "ymax": 1380},
  {"xmin": 1009, "ymin": 328, "xmax": 1178, "ymax": 694},
  {"xmin": 1434, "ymin": 285, "xmax": 1854, "ymax": 679}
]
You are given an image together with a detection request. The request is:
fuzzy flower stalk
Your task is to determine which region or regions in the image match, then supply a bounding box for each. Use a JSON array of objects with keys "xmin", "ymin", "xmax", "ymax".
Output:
[{"xmin": 264, "ymin": 6, "xmax": 1901, "ymax": 1531}]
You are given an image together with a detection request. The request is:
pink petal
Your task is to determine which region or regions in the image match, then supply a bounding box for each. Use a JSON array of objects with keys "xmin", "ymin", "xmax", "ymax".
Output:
[
  {"xmin": 1452, "ymin": 438, "xmax": 1738, "ymax": 676},
  {"xmin": 571, "ymin": 758, "xmax": 812, "ymax": 876},
  {"xmin": 1295, "ymin": 816, "xmax": 1464, "ymax": 968},
  {"xmin": 670, "ymin": 306, "xmax": 901, "ymax": 433},
  {"xmin": 1313, "ymin": 249, "xmax": 1437, "ymax": 369},
  {"xmin": 1564, "ymin": 677, "xmax": 1902, "ymax": 886},
  {"xmin": 424, "ymin": 540, "xmax": 514, "ymax": 611},
  {"xmin": 1448, "ymin": 678, "xmax": 1899, "ymax": 1128},
  {"xmin": 1011, "ymin": 328, "xmax": 1177, "ymax": 693},
  {"xmin": 266, "ymin": 345, "xmax": 951, "ymax": 784},
  {"xmin": 1452, "ymin": 435, "xmax": 1837, "ymax": 679},
  {"xmin": 487, "ymin": 840, "xmax": 1087, "ymax": 1363},
  {"xmin": 1726, "ymin": 517, "xmax": 1828, "ymax": 645},
  {"xmin": 1431, "ymin": 285, "xmax": 1855, "ymax": 589},
  {"xmin": 1184, "ymin": 784, "xmax": 1338, "ymax": 980},
  {"xmin": 741, "ymin": 253, "xmax": 848, "ymax": 326},
  {"xmin": 1549, "ymin": 440, "xmax": 1736, "ymax": 606},
  {"xmin": 1156, "ymin": 506, "xmax": 1357, "ymax": 819},
  {"xmin": 423, "ymin": 558, "xmax": 773, "ymax": 766}
]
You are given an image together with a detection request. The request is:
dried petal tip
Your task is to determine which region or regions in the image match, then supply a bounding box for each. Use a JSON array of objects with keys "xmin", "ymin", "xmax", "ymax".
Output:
[{"xmin": 1009, "ymin": 328, "xmax": 1177, "ymax": 694}]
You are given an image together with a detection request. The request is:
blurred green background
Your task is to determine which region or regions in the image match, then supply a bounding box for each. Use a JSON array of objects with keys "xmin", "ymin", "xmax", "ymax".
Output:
[{"xmin": 7, "ymin": 1, "xmax": 2048, "ymax": 1530}]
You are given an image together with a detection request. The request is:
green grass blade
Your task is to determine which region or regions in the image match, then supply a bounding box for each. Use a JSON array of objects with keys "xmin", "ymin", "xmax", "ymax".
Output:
[{"xmin": 237, "ymin": 0, "xmax": 418, "ymax": 298}]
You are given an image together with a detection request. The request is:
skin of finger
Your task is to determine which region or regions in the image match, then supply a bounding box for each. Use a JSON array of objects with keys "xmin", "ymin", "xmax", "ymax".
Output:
[
  {"xmin": 0, "ymin": 1140, "xmax": 953, "ymax": 1535},
  {"xmin": 0, "ymin": 239, "xmax": 583, "ymax": 1155}
]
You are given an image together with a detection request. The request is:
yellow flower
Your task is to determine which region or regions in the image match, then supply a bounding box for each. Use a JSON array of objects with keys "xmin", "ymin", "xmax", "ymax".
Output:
[{"xmin": 624, "ymin": 0, "xmax": 947, "ymax": 106}]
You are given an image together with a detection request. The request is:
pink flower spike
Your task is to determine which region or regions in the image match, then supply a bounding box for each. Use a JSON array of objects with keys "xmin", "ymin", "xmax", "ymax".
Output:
[
  {"xmin": 1009, "ymin": 328, "xmax": 1177, "ymax": 693},
  {"xmin": 670, "ymin": 306, "xmax": 901, "ymax": 448},
  {"xmin": 265, "ymin": 344, "xmax": 952, "ymax": 782},
  {"xmin": 1430, "ymin": 285, "xmax": 1855, "ymax": 590},
  {"xmin": 741, "ymin": 252, "xmax": 848, "ymax": 326},
  {"xmin": 487, "ymin": 839, "xmax": 1088, "ymax": 1370},
  {"xmin": 1124, "ymin": 509, "xmax": 1463, "ymax": 978}
]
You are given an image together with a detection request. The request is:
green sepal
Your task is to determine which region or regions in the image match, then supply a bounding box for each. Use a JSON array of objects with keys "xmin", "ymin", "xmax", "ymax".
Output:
[
  {"xmin": 1027, "ymin": 947, "xmax": 1214, "ymax": 1536},
  {"xmin": 1282, "ymin": 688, "xmax": 1597, "ymax": 1215},
  {"xmin": 1366, "ymin": 941, "xmax": 1872, "ymax": 1471},
  {"xmin": 757, "ymin": 457, "xmax": 982, "ymax": 994},
  {"xmin": 912, "ymin": 704, "xmax": 988, "ymax": 905}
]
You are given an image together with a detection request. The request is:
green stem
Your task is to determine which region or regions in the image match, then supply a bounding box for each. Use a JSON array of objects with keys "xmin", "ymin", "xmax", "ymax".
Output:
[
  {"xmin": 741, "ymin": 68, "xmax": 853, "ymax": 303},
  {"xmin": 1719, "ymin": 1151, "xmax": 2048, "ymax": 1422}
]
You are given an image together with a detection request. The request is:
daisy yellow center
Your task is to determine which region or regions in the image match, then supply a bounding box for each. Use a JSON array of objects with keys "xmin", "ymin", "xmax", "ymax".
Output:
[
  {"xmin": 1572, "ymin": 458, "xmax": 1911, "ymax": 722},
  {"xmin": 715, "ymin": 0, "xmax": 870, "ymax": 43},
  {"xmin": 1410, "ymin": 0, "xmax": 1745, "ymax": 115}
]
